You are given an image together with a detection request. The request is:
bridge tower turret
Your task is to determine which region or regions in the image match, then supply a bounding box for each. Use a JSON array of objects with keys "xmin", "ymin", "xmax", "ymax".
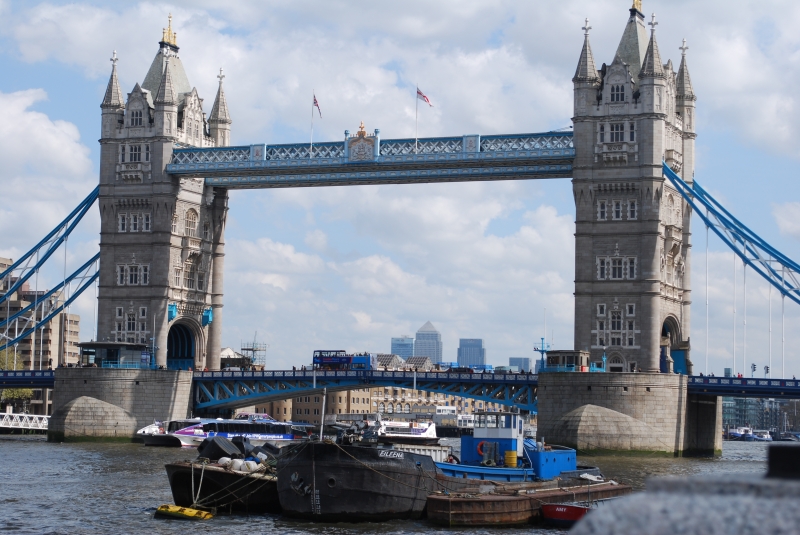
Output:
[
  {"xmin": 571, "ymin": 4, "xmax": 695, "ymax": 374},
  {"xmin": 97, "ymin": 16, "xmax": 231, "ymax": 370}
]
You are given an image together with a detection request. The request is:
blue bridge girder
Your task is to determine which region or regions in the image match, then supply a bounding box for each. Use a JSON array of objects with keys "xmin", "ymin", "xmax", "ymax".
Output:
[
  {"xmin": 192, "ymin": 369, "xmax": 540, "ymax": 412},
  {"xmin": 0, "ymin": 370, "xmax": 55, "ymax": 389},
  {"xmin": 165, "ymin": 132, "xmax": 575, "ymax": 189},
  {"xmin": 686, "ymin": 376, "xmax": 800, "ymax": 399}
]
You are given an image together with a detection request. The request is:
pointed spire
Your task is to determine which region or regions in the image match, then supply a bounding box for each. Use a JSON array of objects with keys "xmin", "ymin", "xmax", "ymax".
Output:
[
  {"xmin": 155, "ymin": 56, "xmax": 176, "ymax": 105},
  {"xmin": 573, "ymin": 18, "xmax": 600, "ymax": 83},
  {"xmin": 640, "ymin": 13, "xmax": 665, "ymax": 78},
  {"xmin": 101, "ymin": 50, "xmax": 125, "ymax": 108},
  {"xmin": 209, "ymin": 68, "xmax": 231, "ymax": 123},
  {"xmin": 676, "ymin": 39, "xmax": 696, "ymax": 100}
]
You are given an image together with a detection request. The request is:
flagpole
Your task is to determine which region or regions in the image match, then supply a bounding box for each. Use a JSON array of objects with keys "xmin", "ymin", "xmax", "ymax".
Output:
[
  {"xmin": 415, "ymin": 84, "xmax": 419, "ymax": 154},
  {"xmin": 310, "ymin": 90, "xmax": 314, "ymax": 159}
]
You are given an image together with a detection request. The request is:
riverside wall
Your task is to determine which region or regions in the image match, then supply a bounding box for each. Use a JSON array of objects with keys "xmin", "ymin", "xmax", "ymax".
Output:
[
  {"xmin": 48, "ymin": 368, "xmax": 192, "ymax": 442},
  {"xmin": 537, "ymin": 372, "xmax": 721, "ymax": 455}
]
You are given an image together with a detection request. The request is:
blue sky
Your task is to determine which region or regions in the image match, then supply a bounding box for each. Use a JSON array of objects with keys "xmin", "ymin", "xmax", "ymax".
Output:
[{"xmin": 0, "ymin": 0, "xmax": 798, "ymax": 376}]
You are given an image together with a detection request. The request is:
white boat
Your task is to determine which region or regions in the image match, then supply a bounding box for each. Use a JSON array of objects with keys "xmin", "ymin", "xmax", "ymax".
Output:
[
  {"xmin": 751, "ymin": 430, "xmax": 773, "ymax": 442},
  {"xmin": 374, "ymin": 419, "xmax": 439, "ymax": 445},
  {"xmin": 170, "ymin": 416, "xmax": 315, "ymax": 447}
]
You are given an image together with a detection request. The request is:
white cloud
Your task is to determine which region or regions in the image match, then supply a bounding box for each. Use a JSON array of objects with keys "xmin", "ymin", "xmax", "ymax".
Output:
[{"xmin": 773, "ymin": 202, "xmax": 800, "ymax": 240}]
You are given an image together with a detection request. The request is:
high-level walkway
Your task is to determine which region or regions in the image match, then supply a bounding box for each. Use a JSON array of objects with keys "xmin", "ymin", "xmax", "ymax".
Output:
[{"xmin": 165, "ymin": 131, "xmax": 575, "ymax": 188}]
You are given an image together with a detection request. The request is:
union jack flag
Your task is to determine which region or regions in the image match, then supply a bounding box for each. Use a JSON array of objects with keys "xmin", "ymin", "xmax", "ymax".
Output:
[
  {"xmin": 313, "ymin": 94, "xmax": 322, "ymax": 117},
  {"xmin": 417, "ymin": 87, "xmax": 433, "ymax": 107}
]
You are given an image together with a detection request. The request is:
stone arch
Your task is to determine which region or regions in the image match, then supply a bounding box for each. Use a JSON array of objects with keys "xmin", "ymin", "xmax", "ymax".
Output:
[
  {"xmin": 608, "ymin": 353, "xmax": 625, "ymax": 373},
  {"xmin": 404, "ymin": 403, "xmax": 411, "ymax": 413},
  {"xmin": 387, "ymin": 402, "xmax": 394, "ymax": 414},
  {"xmin": 660, "ymin": 315, "xmax": 684, "ymax": 373},
  {"xmin": 378, "ymin": 402, "xmax": 385, "ymax": 412},
  {"xmin": 167, "ymin": 318, "xmax": 204, "ymax": 370}
]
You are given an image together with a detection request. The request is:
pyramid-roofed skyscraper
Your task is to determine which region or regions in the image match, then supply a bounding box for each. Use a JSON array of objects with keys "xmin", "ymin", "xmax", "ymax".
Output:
[{"xmin": 414, "ymin": 321, "xmax": 442, "ymax": 364}]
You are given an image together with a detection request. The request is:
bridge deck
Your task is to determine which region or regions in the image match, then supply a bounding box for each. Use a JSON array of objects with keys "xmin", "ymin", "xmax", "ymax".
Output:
[{"xmin": 165, "ymin": 132, "xmax": 575, "ymax": 188}]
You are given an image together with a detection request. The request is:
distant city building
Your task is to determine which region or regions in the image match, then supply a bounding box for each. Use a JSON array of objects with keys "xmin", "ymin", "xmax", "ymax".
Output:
[
  {"xmin": 0, "ymin": 257, "xmax": 81, "ymax": 415},
  {"xmin": 414, "ymin": 321, "xmax": 442, "ymax": 364},
  {"xmin": 457, "ymin": 339, "xmax": 486, "ymax": 367},
  {"xmin": 509, "ymin": 357, "xmax": 532, "ymax": 373},
  {"xmin": 390, "ymin": 335, "xmax": 414, "ymax": 359}
]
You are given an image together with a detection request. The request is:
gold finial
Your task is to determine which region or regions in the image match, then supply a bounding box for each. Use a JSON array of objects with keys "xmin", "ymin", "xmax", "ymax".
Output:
[
  {"xmin": 162, "ymin": 13, "xmax": 177, "ymax": 46},
  {"xmin": 633, "ymin": 0, "xmax": 642, "ymax": 12},
  {"xmin": 357, "ymin": 121, "xmax": 367, "ymax": 137}
]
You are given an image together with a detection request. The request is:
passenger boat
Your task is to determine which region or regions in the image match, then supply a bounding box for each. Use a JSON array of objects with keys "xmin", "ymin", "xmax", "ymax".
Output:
[
  {"xmin": 375, "ymin": 420, "xmax": 439, "ymax": 445},
  {"xmin": 138, "ymin": 419, "xmax": 207, "ymax": 447},
  {"xmin": 276, "ymin": 440, "xmax": 443, "ymax": 521},
  {"xmin": 540, "ymin": 503, "xmax": 591, "ymax": 527},
  {"xmin": 170, "ymin": 416, "xmax": 314, "ymax": 447},
  {"xmin": 752, "ymin": 430, "xmax": 773, "ymax": 442},
  {"xmin": 728, "ymin": 426, "xmax": 752, "ymax": 440}
]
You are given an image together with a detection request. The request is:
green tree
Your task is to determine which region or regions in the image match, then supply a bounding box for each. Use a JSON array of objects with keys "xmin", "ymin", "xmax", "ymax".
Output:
[{"xmin": 0, "ymin": 348, "xmax": 33, "ymax": 405}]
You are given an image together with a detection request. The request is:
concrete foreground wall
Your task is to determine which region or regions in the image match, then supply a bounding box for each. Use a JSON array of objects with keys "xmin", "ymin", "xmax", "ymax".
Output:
[
  {"xmin": 537, "ymin": 372, "xmax": 721, "ymax": 455},
  {"xmin": 48, "ymin": 368, "xmax": 192, "ymax": 441}
]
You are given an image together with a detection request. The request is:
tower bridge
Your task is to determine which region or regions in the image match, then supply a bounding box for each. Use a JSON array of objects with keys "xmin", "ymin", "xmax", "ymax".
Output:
[{"xmin": 2, "ymin": 4, "xmax": 798, "ymax": 451}]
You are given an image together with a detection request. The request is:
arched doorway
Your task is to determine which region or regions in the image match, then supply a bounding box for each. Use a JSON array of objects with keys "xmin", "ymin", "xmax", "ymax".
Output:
[
  {"xmin": 608, "ymin": 354, "xmax": 625, "ymax": 373},
  {"xmin": 167, "ymin": 323, "xmax": 195, "ymax": 370},
  {"xmin": 661, "ymin": 317, "xmax": 687, "ymax": 374}
]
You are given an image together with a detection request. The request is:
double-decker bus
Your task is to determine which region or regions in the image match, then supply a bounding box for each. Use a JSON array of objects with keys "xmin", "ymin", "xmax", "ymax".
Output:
[{"xmin": 312, "ymin": 350, "xmax": 376, "ymax": 371}]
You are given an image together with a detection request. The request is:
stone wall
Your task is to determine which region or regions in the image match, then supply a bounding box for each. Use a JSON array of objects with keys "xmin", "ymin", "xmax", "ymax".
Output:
[
  {"xmin": 683, "ymin": 393, "xmax": 723, "ymax": 455},
  {"xmin": 48, "ymin": 368, "xmax": 192, "ymax": 441},
  {"xmin": 537, "ymin": 372, "xmax": 690, "ymax": 454}
]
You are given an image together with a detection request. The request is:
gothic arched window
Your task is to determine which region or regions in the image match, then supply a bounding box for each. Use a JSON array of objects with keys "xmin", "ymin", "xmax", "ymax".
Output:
[
  {"xmin": 184, "ymin": 209, "xmax": 198, "ymax": 237},
  {"xmin": 667, "ymin": 196, "xmax": 675, "ymax": 225}
]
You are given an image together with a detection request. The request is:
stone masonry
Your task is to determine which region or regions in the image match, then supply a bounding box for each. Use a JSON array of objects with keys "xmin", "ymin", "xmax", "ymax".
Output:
[
  {"xmin": 537, "ymin": 371, "xmax": 721, "ymax": 455},
  {"xmin": 48, "ymin": 368, "xmax": 192, "ymax": 441},
  {"xmin": 98, "ymin": 18, "xmax": 230, "ymax": 370},
  {"xmin": 572, "ymin": 5, "xmax": 696, "ymax": 373}
]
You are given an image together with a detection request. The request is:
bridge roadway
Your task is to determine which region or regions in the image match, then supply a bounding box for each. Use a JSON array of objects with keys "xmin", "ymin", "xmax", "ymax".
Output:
[
  {"xmin": 164, "ymin": 132, "xmax": 575, "ymax": 188},
  {"xmin": 4, "ymin": 371, "xmax": 800, "ymax": 412}
]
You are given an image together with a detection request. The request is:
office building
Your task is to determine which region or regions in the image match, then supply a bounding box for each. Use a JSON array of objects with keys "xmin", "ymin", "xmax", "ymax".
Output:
[
  {"xmin": 390, "ymin": 335, "xmax": 414, "ymax": 359},
  {"xmin": 457, "ymin": 339, "xmax": 486, "ymax": 367},
  {"xmin": 414, "ymin": 321, "xmax": 442, "ymax": 364},
  {"xmin": 509, "ymin": 357, "xmax": 532, "ymax": 373}
]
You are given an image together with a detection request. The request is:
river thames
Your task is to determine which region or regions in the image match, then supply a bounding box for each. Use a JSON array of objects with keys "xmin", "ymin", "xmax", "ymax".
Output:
[{"xmin": 0, "ymin": 436, "xmax": 767, "ymax": 534}]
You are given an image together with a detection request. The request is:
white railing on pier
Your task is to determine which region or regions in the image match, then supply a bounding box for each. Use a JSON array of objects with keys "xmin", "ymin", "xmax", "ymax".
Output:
[{"xmin": 0, "ymin": 412, "xmax": 49, "ymax": 430}]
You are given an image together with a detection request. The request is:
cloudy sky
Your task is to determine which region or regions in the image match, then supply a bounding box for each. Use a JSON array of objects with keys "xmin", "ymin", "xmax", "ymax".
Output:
[{"xmin": 0, "ymin": 0, "xmax": 798, "ymax": 376}]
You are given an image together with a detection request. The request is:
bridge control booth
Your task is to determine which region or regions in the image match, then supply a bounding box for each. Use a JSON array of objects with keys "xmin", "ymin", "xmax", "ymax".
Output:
[{"xmin": 78, "ymin": 341, "xmax": 150, "ymax": 369}]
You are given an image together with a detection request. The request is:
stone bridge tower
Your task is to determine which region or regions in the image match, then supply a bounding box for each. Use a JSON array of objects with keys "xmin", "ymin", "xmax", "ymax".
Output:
[
  {"xmin": 571, "ymin": 4, "xmax": 696, "ymax": 373},
  {"xmin": 97, "ymin": 16, "xmax": 230, "ymax": 370}
]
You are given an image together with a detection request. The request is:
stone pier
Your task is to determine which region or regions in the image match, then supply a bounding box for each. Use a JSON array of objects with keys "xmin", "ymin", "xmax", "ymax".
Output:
[
  {"xmin": 536, "ymin": 372, "xmax": 721, "ymax": 455},
  {"xmin": 47, "ymin": 368, "xmax": 192, "ymax": 442}
]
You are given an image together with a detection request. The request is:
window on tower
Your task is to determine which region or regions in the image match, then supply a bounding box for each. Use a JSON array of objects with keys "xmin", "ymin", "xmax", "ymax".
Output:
[
  {"xmin": 598, "ymin": 201, "xmax": 607, "ymax": 220},
  {"xmin": 599, "ymin": 125, "xmax": 605, "ymax": 143},
  {"xmin": 118, "ymin": 214, "xmax": 127, "ymax": 232},
  {"xmin": 610, "ymin": 123, "xmax": 624, "ymax": 142},
  {"xmin": 628, "ymin": 200, "xmax": 637, "ymax": 220},
  {"xmin": 611, "ymin": 312, "xmax": 622, "ymax": 331},
  {"xmin": 613, "ymin": 201, "xmax": 622, "ymax": 220},
  {"xmin": 611, "ymin": 258, "xmax": 623, "ymax": 279},
  {"xmin": 611, "ymin": 85, "xmax": 624, "ymax": 102},
  {"xmin": 184, "ymin": 209, "xmax": 198, "ymax": 237},
  {"xmin": 130, "ymin": 145, "xmax": 141, "ymax": 162},
  {"xmin": 598, "ymin": 258, "xmax": 607, "ymax": 279},
  {"xmin": 131, "ymin": 110, "xmax": 143, "ymax": 126},
  {"xmin": 629, "ymin": 122, "xmax": 636, "ymax": 142}
]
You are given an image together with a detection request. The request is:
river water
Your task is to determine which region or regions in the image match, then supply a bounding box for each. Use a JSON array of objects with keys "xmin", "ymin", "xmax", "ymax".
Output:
[{"xmin": 0, "ymin": 436, "xmax": 767, "ymax": 534}]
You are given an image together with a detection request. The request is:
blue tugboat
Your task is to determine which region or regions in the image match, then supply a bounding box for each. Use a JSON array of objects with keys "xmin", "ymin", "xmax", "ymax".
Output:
[{"xmin": 436, "ymin": 411, "xmax": 590, "ymax": 482}]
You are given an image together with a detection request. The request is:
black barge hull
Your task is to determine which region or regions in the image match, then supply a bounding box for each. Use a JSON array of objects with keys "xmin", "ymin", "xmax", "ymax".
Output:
[
  {"xmin": 276, "ymin": 442, "xmax": 442, "ymax": 522},
  {"xmin": 165, "ymin": 462, "xmax": 280, "ymax": 514}
]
